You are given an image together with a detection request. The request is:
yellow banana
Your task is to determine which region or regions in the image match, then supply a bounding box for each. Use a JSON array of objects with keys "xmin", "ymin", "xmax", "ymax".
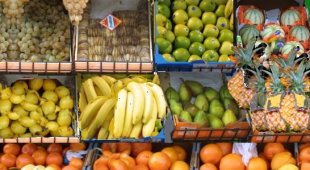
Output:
[
  {"xmin": 80, "ymin": 96, "xmax": 108, "ymax": 129},
  {"xmin": 127, "ymin": 82, "xmax": 145, "ymax": 125},
  {"xmin": 101, "ymin": 75, "xmax": 117, "ymax": 86},
  {"xmin": 92, "ymin": 76, "xmax": 112, "ymax": 97},
  {"xmin": 129, "ymin": 121, "xmax": 142, "ymax": 139},
  {"xmin": 97, "ymin": 125, "xmax": 109, "ymax": 139},
  {"xmin": 145, "ymin": 82, "xmax": 167, "ymax": 119},
  {"xmin": 94, "ymin": 86, "xmax": 103, "ymax": 96},
  {"xmin": 131, "ymin": 76, "xmax": 148, "ymax": 83},
  {"xmin": 108, "ymin": 118, "xmax": 115, "ymax": 139},
  {"xmin": 111, "ymin": 80, "xmax": 124, "ymax": 97},
  {"xmin": 230, "ymin": 13, "xmax": 234, "ymax": 30},
  {"xmin": 81, "ymin": 127, "xmax": 89, "ymax": 140},
  {"xmin": 142, "ymin": 96, "xmax": 157, "ymax": 137},
  {"xmin": 152, "ymin": 74, "xmax": 160, "ymax": 85},
  {"xmin": 120, "ymin": 78, "xmax": 133, "ymax": 86},
  {"xmin": 79, "ymin": 87, "xmax": 87, "ymax": 112},
  {"xmin": 121, "ymin": 91, "xmax": 134, "ymax": 137},
  {"xmin": 83, "ymin": 79, "xmax": 97, "ymax": 102},
  {"xmin": 141, "ymin": 84, "xmax": 154, "ymax": 123},
  {"xmin": 224, "ymin": 0, "xmax": 233, "ymax": 18},
  {"xmin": 113, "ymin": 89, "xmax": 127, "ymax": 138}
]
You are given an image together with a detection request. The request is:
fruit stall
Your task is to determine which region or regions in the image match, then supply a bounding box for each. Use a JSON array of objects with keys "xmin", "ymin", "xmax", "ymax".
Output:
[{"xmin": 0, "ymin": 0, "xmax": 308, "ymax": 169}]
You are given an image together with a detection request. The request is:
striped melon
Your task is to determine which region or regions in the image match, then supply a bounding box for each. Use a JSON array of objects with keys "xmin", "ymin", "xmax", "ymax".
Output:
[
  {"xmin": 239, "ymin": 24, "xmax": 260, "ymax": 46},
  {"xmin": 280, "ymin": 41, "xmax": 305, "ymax": 57},
  {"xmin": 280, "ymin": 9, "xmax": 301, "ymax": 26},
  {"xmin": 289, "ymin": 25, "xmax": 310, "ymax": 41},
  {"xmin": 260, "ymin": 24, "xmax": 285, "ymax": 42},
  {"xmin": 244, "ymin": 8, "xmax": 264, "ymax": 25}
]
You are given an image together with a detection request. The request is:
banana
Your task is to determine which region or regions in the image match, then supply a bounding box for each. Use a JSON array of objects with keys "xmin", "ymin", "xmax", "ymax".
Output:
[
  {"xmin": 108, "ymin": 118, "xmax": 115, "ymax": 139},
  {"xmin": 145, "ymin": 82, "xmax": 167, "ymax": 119},
  {"xmin": 97, "ymin": 126, "xmax": 109, "ymax": 139},
  {"xmin": 83, "ymin": 79, "xmax": 97, "ymax": 102},
  {"xmin": 80, "ymin": 96, "xmax": 108, "ymax": 129},
  {"xmin": 81, "ymin": 127, "xmax": 89, "ymax": 140},
  {"xmin": 113, "ymin": 89, "xmax": 127, "ymax": 138},
  {"xmin": 129, "ymin": 121, "xmax": 142, "ymax": 139},
  {"xmin": 230, "ymin": 13, "xmax": 234, "ymax": 30},
  {"xmin": 141, "ymin": 84, "xmax": 154, "ymax": 123},
  {"xmin": 101, "ymin": 75, "xmax": 117, "ymax": 86},
  {"xmin": 131, "ymin": 76, "xmax": 148, "ymax": 83},
  {"xmin": 127, "ymin": 82, "xmax": 145, "ymax": 125},
  {"xmin": 142, "ymin": 96, "xmax": 157, "ymax": 137},
  {"xmin": 94, "ymin": 86, "xmax": 103, "ymax": 96},
  {"xmin": 120, "ymin": 78, "xmax": 133, "ymax": 86},
  {"xmin": 121, "ymin": 91, "xmax": 134, "ymax": 137},
  {"xmin": 92, "ymin": 76, "xmax": 112, "ymax": 97},
  {"xmin": 79, "ymin": 87, "xmax": 87, "ymax": 112},
  {"xmin": 224, "ymin": 0, "xmax": 233, "ymax": 18},
  {"xmin": 111, "ymin": 80, "xmax": 124, "ymax": 97},
  {"xmin": 152, "ymin": 74, "xmax": 160, "ymax": 85}
]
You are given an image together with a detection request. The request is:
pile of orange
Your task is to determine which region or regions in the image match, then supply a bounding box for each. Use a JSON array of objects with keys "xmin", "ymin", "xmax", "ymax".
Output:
[
  {"xmin": 0, "ymin": 143, "xmax": 86, "ymax": 170},
  {"xmin": 94, "ymin": 142, "xmax": 190, "ymax": 170},
  {"xmin": 299, "ymin": 143, "xmax": 310, "ymax": 170}
]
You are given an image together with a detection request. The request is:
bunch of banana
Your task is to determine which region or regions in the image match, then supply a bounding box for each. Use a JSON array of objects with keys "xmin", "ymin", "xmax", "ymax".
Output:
[
  {"xmin": 225, "ymin": 0, "xmax": 234, "ymax": 30},
  {"xmin": 79, "ymin": 74, "xmax": 166, "ymax": 140}
]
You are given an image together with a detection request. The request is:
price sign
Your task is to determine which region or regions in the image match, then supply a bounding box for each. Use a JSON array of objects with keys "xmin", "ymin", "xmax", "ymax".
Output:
[{"xmin": 100, "ymin": 14, "xmax": 122, "ymax": 31}]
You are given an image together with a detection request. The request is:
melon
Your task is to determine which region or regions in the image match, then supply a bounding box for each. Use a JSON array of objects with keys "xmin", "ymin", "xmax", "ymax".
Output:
[
  {"xmin": 280, "ymin": 41, "xmax": 304, "ymax": 57},
  {"xmin": 289, "ymin": 25, "xmax": 310, "ymax": 41},
  {"xmin": 239, "ymin": 24, "xmax": 260, "ymax": 46},
  {"xmin": 244, "ymin": 8, "xmax": 264, "ymax": 25},
  {"xmin": 260, "ymin": 24, "xmax": 285, "ymax": 42},
  {"xmin": 280, "ymin": 9, "xmax": 301, "ymax": 26}
]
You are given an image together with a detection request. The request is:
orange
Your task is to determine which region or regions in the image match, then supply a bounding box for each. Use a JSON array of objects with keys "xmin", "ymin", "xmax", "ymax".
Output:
[
  {"xmin": 200, "ymin": 144, "xmax": 223, "ymax": 164},
  {"xmin": 271, "ymin": 151, "xmax": 296, "ymax": 170},
  {"xmin": 94, "ymin": 157, "xmax": 109, "ymax": 170},
  {"xmin": 135, "ymin": 164, "xmax": 149, "ymax": 170},
  {"xmin": 299, "ymin": 144, "xmax": 310, "ymax": 152},
  {"xmin": 62, "ymin": 165, "xmax": 79, "ymax": 170},
  {"xmin": 200, "ymin": 163, "xmax": 217, "ymax": 170},
  {"xmin": 32, "ymin": 149, "xmax": 47, "ymax": 165},
  {"xmin": 108, "ymin": 159, "xmax": 129, "ymax": 170},
  {"xmin": 47, "ymin": 164, "xmax": 62, "ymax": 170},
  {"xmin": 0, "ymin": 163, "xmax": 7, "ymax": 170},
  {"xmin": 299, "ymin": 146, "xmax": 310, "ymax": 163},
  {"xmin": 3, "ymin": 144, "xmax": 20, "ymax": 156},
  {"xmin": 21, "ymin": 143, "xmax": 38, "ymax": 155},
  {"xmin": 46, "ymin": 152, "xmax": 63, "ymax": 167},
  {"xmin": 136, "ymin": 151, "xmax": 153, "ymax": 166},
  {"xmin": 120, "ymin": 154, "xmax": 136, "ymax": 169},
  {"xmin": 219, "ymin": 153, "xmax": 245, "ymax": 170},
  {"xmin": 263, "ymin": 143, "xmax": 285, "ymax": 160},
  {"xmin": 148, "ymin": 152, "xmax": 172, "ymax": 170},
  {"xmin": 216, "ymin": 143, "xmax": 232, "ymax": 156},
  {"xmin": 247, "ymin": 157, "xmax": 267, "ymax": 170},
  {"xmin": 16, "ymin": 154, "xmax": 35, "ymax": 169},
  {"xmin": 170, "ymin": 161, "xmax": 190, "ymax": 170},
  {"xmin": 117, "ymin": 143, "xmax": 132, "ymax": 154},
  {"xmin": 47, "ymin": 144, "xmax": 63, "ymax": 153},
  {"xmin": 70, "ymin": 143, "xmax": 86, "ymax": 152},
  {"xmin": 301, "ymin": 162, "xmax": 310, "ymax": 170},
  {"xmin": 132, "ymin": 143, "xmax": 152, "ymax": 157},
  {"xmin": 1, "ymin": 153, "xmax": 16, "ymax": 168},
  {"xmin": 161, "ymin": 147, "xmax": 178, "ymax": 163},
  {"xmin": 69, "ymin": 158, "xmax": 83, "ymax": 169},
  {"xmin": 173, "ymin": 145, "xmax": 187, "ymax": 161}
]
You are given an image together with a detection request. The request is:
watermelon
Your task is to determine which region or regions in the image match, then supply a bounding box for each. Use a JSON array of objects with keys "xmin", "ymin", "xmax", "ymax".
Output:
[
  {"xmin": 280, "ymin": 41, "xmax": 304, "ymax": 57},
  {"xmin": 244, "ymin": 8, "xmax": 264, "ymax": 25},
  {"xmin": 239, "ymin": 24, "xmax": 260, "ymax": 46},
  {"xmin": 280, "ymin": 9, "xmax": 301, "ymax": 26},
  {"xmin": 260, "ymin": 24, "xmax": 285, "ymax": 43},
  {"xmin": 289, "ymin": 25, "xmax": 310, "ymax": 42}
]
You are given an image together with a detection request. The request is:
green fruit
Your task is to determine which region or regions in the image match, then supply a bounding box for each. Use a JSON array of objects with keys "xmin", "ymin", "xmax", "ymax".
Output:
[
  {"xmin": 13, "ymin": 105, "xmax": 28, "ymax": 117},
  {"xmin": 179, "ymin": 83, "xmax": 192, "ymax": 102},
  {"xmin": 0, "ymin": 127, "xmax": 14, "ymax": 138},
  {"xmin": 189, "ymin": 42, "xmax": 205, "ymax": 56},
  {"xmin": 187, "ymin": 17, "xmax": 203, "ymax": 31},
  {"xmin": 164, "ymin": 30, "xmax": 175, "ymax": 43},
  {"xmin": 157, "ymin": 26, "xmax": 168, "ymax": 37},
  {"xmin": 165, "ymin": 87, "xmax": 180, "ymax": 101},
  {"xmin": 59, "ymin": 96, "xmax": 74, "ymax": 110},
  {"xmin": 0, "ymin": 99, "xmax": 12, "ymax": 114},
  {"xmin": 58, "ymin": 126, "xmax": 74, "ymax": 137},
  {"xmin": 204, "ymin": 37, "xmax": 220, "ymax": 50},
  {"xmin": 158, "ymin": 0, "xmax": 171, "ymax": 6},
  {"xmin": 194, "ymin": 94, "xmax": 209, "ymax": 112},
  {"xmin": 29, "ymin": 124, "xmax": 43, "ymax": 136},
  {"xmin": 169, "ymin": 99, "xmax": 183, "ymax": 116},
  {"xmin": 203, "ymin": 24, "xmax": 219, "ymax": 37},
  {"xmin": 179, "ymin": 110, "xmax": 192, "ymax": 122},
  {"xmin": 172, "ymin": 0, "xmax": 187, "ymax": 11},
  {"xmin": 218, "ymin": 54, "xmax": 231, "ymax": 62},
  {"xmin": 19, "ymin": 116, "xmax": 36, "ymax": 128},
  {"xmin": 209, "ymin": 99, "xmax": 225, "ymax": 118},
  {"xmin": 204, "ymin": 87, "xmax": 219, "ymax": 101},
  {"xmin": 158, "ymin": 3, "xmax": 171, "ymax": 18},
  {"xmin": 199, "ymin": 0, "xmax": 216, "ymax": 12},
  {"xmin": 187, "ymin": 5, "xmax": 202, "ymax": 17},
  {"xmin": 188, "ymin": 55, "xmax": 202, "ymax": 62},
  {"xmin": 222, "ymin": 109, "xmax": 237, "ymax": 126},
  {"xmin": 208, "ymin": 115, "xmax": 224, "ymax": 128},
  {"xmin": 0, "ymin": 116, "xmax": 9, "ymax": 130},
  {"xmin": 219, "ymin": 41, "xmax": 234, "ymax": 55},
  {"xmin": 216, "ymin": 17, "xmax": 230, "ymax": 30},
  {"xmin": 185, "ymin": 0, "xmax": 200, "ymax": 5},
  {"xmin": 194, "ymin": 110, "xmax": 208, "ymax": 127},
  {"xmin": 25, "ymin": 91, "xmax": 39, "ymax": 104},
  {"xmin": 202, "ymin": 50, "xmax": 219, "ymax": 62},
  {"xmin": 183, "ymin": 102, "xmax": 199, "ymax": 117},
  {"xmin": 219, "ymin": 85, "xmax": 233, "ymax": 100},
  {"xmin": 218, "ymin": 29, "xmax": 234, "ymax": 43},
  {"xmin": 214, "ymin": 0, "xmax": 228, "ymax": 5},
  {"xmin": 46, "ymin": 121, "xmax": 59, "ymax": 131},
  {"xmin": 165, "ymin": 20, "xmax": 173, "ymax": 30},
  {"xmin": 215, "ymin": 5, "xmax": 225, "ymax": 17},
  {"xmin": 173, "ymin": 48, "xmax": 191, "ymax": 62},
  {"xmin": 185, "ymin": 80, "xmax": 204, "ymax": 96},
  {"xmin": 189, "ymin": 30, "xmax": 204, "ymax": 43},
  {"xmin": 162, "ymin": 53, "xmax": 176, "ymax": 62},
  {"xmin": 11, "ymin": 121, "xmax": 27, "ymax": 135},
  {"xmin": 223, "ymin": 98, "xmax": 239, "ymax": 116},
  {"xmin": 156, "ymin": 37, "xmax": 173, "ymax": 53},
  {"xmin": 42, "ymin": 90, "xmax": 58, "ymax": 103},
  {"xmin": 174, "ymin": 36, "xmax": 191, "ymax": 49},
  {"xmin": 173, "ymin": 9, "xmax": 189, "ymax": 24},
  {"xmin": 202, "ymin": 12, "xmax": 217, "ymax": 25},
  {"xmin": 156, "ymin": 14, "xmax": 168, "ymax": 27},
  {"xmin": 174, "ymin": 24, "xmax": 190, "ymax": 36},
  {"xmin": 30, "ymin": 111, "xmax": 42, "ymax": 123}
]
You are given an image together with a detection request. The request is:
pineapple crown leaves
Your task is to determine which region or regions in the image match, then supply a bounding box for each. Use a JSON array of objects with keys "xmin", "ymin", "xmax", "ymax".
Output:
[
  {"xmin": 275, "ymin": 50, "xmax": 299, "ymax": 68},
  {"xmin": 244, "ymin": 65, "xmax": 266, "ymax": 93},
  {"xmin": 286, "ymin": 60, "xmax": 306, "ymax": 93},
  {"xmin": 262, "ymin": 64, "xmax": 285, "ymax": 94}
]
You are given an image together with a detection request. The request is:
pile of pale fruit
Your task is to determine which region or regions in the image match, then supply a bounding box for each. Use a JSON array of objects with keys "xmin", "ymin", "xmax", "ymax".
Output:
[
  {"xmin": 165, "ymin": 80, "xmax": 240, "ymax": 128},
  {"xmin": 156, "ymin": 0, "xmax": 234, "ymax": 62},
  {"xmin": 79, "ymin": 74, "xmax": 167, "ymax": 140},
  {"xmin": 0, "ymin": 79, "xmax": 74, "ymax": 138}
]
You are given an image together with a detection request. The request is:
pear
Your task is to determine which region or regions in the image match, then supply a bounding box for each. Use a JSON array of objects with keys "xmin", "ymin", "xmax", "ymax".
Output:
[
  {"xmin": 185, "ymin": 80, "xmax": 203, "ymax": 96},
  {"xmin": 219, "ymin": 85, "xmax": 233, "ymax": 101},
  {"xmin": 183, "ymin": 102, "xmax": 199, "ymax": 117},
  {"xmin": 0, "ymin": 115, "xmax": 10, "ymax": 130},
  {"xmin": 179, "ymin": 83, "xmax": 192, "ymax": 102},
  {"xmin": 0, "ymin": 127, "xmax": 14, "ymax": 138},
  {"xmin": 208, "ymin": 115, "xmax": 224, "ymax": 128},
  {"xmin": 222, "ymin": 109, "xmax": 237, "ymax": 126},
  {"xmin": 19, "ymin": 133, "xmax": 32, "ymax": 137},
  {"xmin": 58, "ymin": 126, "xmax": 74, "ymax": 137},
  {"xmin": 46, "ymin": 121, "xmax": 59, "ymax": 131},
  {"xmin": 179, "ymin": 110, "xmax": 192, "ymax": 122},
  {"xmin": 57, "ymin": 115, "xmax": 71, "ymax": 127},
  {"xmin": 223, "ymin": 98, "xmax": 239, "ymax": 116},
  {"xmin": 55, "ymin": 86, "xmax": 70, "ymax": 98},
  {"xmin": 209, "ymin": 99, "xmax": 225, "ymax": 118},
  {"xmin": 11, "ymin": 121, "xmax": 27, "ymax": 135},
  {"xmin": 165, "ymin": 87, "xmax": 180, "ymax": 101},
  {"xmin": 19, "ymin": 116, "xmax": 36, "ymax": 128},
  {"xmin": 204, "ymin": 87, "xmax": 219, "ymax": 101},
  {"xmin": 194, "ymin": 110, "xmax": 208, "ymax": 127},
  {"xmin": 29, "ymin": 124, "xmax": 43, "ymax": 136},
  {"xmin": 169, "ymin": 99, "xmax": 183, "ymax": 116},
  {"xmin": 194, "ymin": 94, "xmax": 209, "ymax": 112}
]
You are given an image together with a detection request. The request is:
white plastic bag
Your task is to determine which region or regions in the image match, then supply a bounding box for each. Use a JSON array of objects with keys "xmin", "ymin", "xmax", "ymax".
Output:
[{"xmin": 232, "ymin": 143, "xmax": 258, "ymax": 165}]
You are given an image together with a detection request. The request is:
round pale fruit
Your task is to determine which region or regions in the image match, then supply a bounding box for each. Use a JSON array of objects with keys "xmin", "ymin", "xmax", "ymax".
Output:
[
  {"xmin": 187, "ymin": 17, "xmax": 203, "ymax": 31},
  {"xmin": 162, "ymin": 53, "xmax": 176, "ymax": 62},
  {"xmin": 219, "ymin": 41, "xmax": 234, "ymax": 55},
  {"xmin": 164, "ymin": 30, "xmax": 175, "ymax": 43},
  {"xmin": 216, "ymin": 17, "xmax": 230, "ymax": 30},
  {"xmin": 189, "ymin": 30, "xmax": 204, "ymax": 43},
  {"xmin": 156, "ymin": 37, "xmax": 172, "ymax": 53},
  {"xmin": 29, "ymin": 79, "xmax": 43, "ymax": 91},
  {"xmin": 174, "ymin": 24, "xmax": 190, "ymax": 37},
  {"xmin": 173, "ymin": 9, "xmax": 189, "ymax": 24},
  {"xmin": 43, "ymin": 79, "xmax": 57, "ymax": 91},
  {"xmin": 202, "ymin": 12, "xmax": 217, "ymax": 25},
  {"xmin": 189, "ymin": 42, "xmax": 205, "ymax": 56},
  {"xmin": 174, "ymin": 36, "xmax": 191, "ymax": 49},
  {"xmin": 41, "ymin": 101, "xmax": 56, "ymax": 115},
  {"xmin": 187, "ymin": 5, "xmax": 202, "ymax": 17},
  {"xmin": 218, "ymin": 54, "xmax": 231, "ymax": 62},
  {"xmin": 188, "ymin": 55, "xmax": 202, "ymax": 62},
  {"xmin": 157, "ymin": 26, "xmax": 168, "ymax": 37},
  {"xmin": 185, "ymin": 0, "xmax": 199, "ymax": 6},
  {"xmin": 173, "ymin": 48, "xmax": 191, "ymax": 62},
  {"xmin": 42, "ymin": 91, "xmax": 58, "ymax": 103},
  {"xmin": 158, "ymin": 3, "xmax": 171, "ymax": 18},
  {"xmin": 172, "ymin": 0, "xmax": 187, "ymax": 11},
  {"xmin": 0, "ymin": 116, "xmax": 9, "ymax": 130},
  {"xmin": 55, "ymin": 86, "xmax": 70, "ymax": 98},
  {"xmin": 203, "ymin": 24, "xmax": 219, "ymax": 37},
  {"xmin": 215, "ymin": 5, "xmax": 225, "ymax": 17},
  {"xmin": 202, "ymin": 50, "xmax": 219, "ymax": 62},
  {"xmin": 218, "ymin": 29, "xmax": 234, "ymax": 43},
  {"xmin": 199, "ymin": 0, "xmax": 216, "ymax": 12},
  {"xmin": 59, "ymin": 96, "xmax": 74, "ymax": 110},
  {"xmin": 11, "ymin": 121, "xmax": 27, "ymax": 135},
  {"xmin": 204, "ymin": 37, "xmax": 220, "ymax": 50},
  {"xmin": 156, "ymin": 14, "xmax": 168, "ymax": 27}
]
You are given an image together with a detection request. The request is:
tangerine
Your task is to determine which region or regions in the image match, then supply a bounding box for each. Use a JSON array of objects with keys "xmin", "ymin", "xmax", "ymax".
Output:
[
  {"xmin": 32, "ymin": 149, "xmax": 47, "ymax": 165},
  {"xmin": 200, "ymin": 163, "xmax": 217, "ymax": 170},
  {"xmin": 132, "ymin": 143, "xmax": 152, "ymax": 157},
  {"xmin": 1, "ymin": 153, "xmax": 16, "ymax": 168},
  {"xmin": 69, "ymin": 158, "xmax": 83, "ymax": 169},
  {"xmin": 148, "ymin": 152, "xmax": 172, "ymax": 170},
  {"xmin": 170, "ymin": 161, "xmax": 190, "ymax": 170},
  {"xmin": 135, "ymin": 164, "xmax": 149, "ymax": 170},
  {"xmin": 301, "ymin": 162, "xmax": 310, "ymax": 170},
  {"xmin": 200, "ymin": 144, "xmax": 223, "ymax": 164},
  {"xmin": 46, "ymin": 164, "xmax": 62, "ymax": 170},
  {"xmin": 117, "ymin": 143, "xmax": 132, "ymax": 154},
  {"xmin": 120, "ymin": 154, "xmax": 136, "ymax": 169},
  {"xmin": 21, "ymin": 143, "xmax": 38, "ymax": 155},
  {"xmin": 219, "ymin": 153, "xmax": 245, "ymax": 170},
  {"xmin": 263, "ymin": 143, "xmax": 285, "ymax": 160},
  {"xmin": 94, "ymin": 157, "xmax": 109, "ymax": 170},
  {"xmin": 271, "ymin": 151, "xmax": 296, "ymax": 170},
  {"xmin": 299, "ymin": 146, "xmax": 310, "ymax": 163},
  {"xmin": 173, "ymin": 145, "xmax": 187, "ymax": 161},
  {"xmin": 46, "ymin": 152, "xmax": 63, "ymax": 167},
  {"xmin": 47, "ymin": 144, "xmax": 63, "ymax": 153},
  {"xmin": 108, "ymin": 159, "xmax": 129, "ymax": 170},
  {"xmin": 0, "ymin": 163, "xmax": 7, "ymax": 170},
  {"xmin": 70, "ymin": 143, "xmax": 86, "ymax": 152},
  {"xmin": 216, "ymin": 143, "xmax": 232, "ymax": 156},
  {"xmin": 299, "ymin": 144, "xmax": 310, "ymax": 152},
  {"xmin": 136, "ymin": 151, "xmax": 153, "ymax": 166},
  {"xmin": 3, "ymin": 144, "xmax": 20, "ymax": 156},
  {"xmin": 62, "ymin": 165, "xmax": 79, "ymax": 170},
  {"xmin": 247, "ymin": 157, "xmax": 267, "ymax": 170},
  {"xmin": 162, "ymin": 147, "xmax": 178, "ymax": 163},
  {"xmin": 16, "ymin": 153, "xmax": 35, "ymax": 169}
]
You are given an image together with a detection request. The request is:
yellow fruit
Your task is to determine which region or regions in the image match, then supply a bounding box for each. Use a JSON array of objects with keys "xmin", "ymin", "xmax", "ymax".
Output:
[
  {"xmin": 55, "ymin": 86, "xmax": 70, "ymax": 98},
  {"xmin": 271, "ymin": 152, "xmax": 296, "ymax": 170},
  {"xmin": 59, "ymin": 96, "xmax": 74, "ymax": 110},
  {"xmin": 29, "ymin": 79, "xmax": 43, "ymax": 91},
  {"xmin": 278, "ymin": 164, "xmax": 299, "ymax": 170},
  {"xmin": 42, "ymin": 91, "xmax": 58, "ymax": 103},
  {"xmin": 0, "ymin": 99, "xmax": 12, "ymax": 114},
  {"xmin": 41, "ymin": 101, "xmax": 56, "ymax": 115},
  {"xmin": 43, "ymin": 79, "xmax": 57, "ymax": 91},
  {"xmin": 58, "ymin": 126, "xmax": 74, "ymax": 137}
]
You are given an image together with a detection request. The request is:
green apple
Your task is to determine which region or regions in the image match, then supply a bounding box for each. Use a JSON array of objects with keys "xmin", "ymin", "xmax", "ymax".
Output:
[
  {"xmin": 164, "ymin": 30, "xmax": 175, "ymax": 43},
  {"xmin": 215, "ymin": 5, "xmax": 225, "ymax": 17},
  {"xmin": 203, "ymin": 24, "xmax": 219, "ymax": 37},
  {"xmin": 204, "ymin": 37, "xmax": 220, "ymax": 50},
  {"xmin": 187, "ymin": 5, "xmax": 202, "ymax": 17},
  {"xmin": 174, "ymin": 36, "xmax": 191, "ymax": 49},
  {"xmin": 185, "ymin": 0, "xmax": 200, "ymax": 5},
  {"xmin": 202, "ymin": 50, "xmax": 219, "ymax": 62},
  {"xmin": 158, "ymin": 0, "xmax": 171, "ymax": 6},
  {"xmin": 202, "ymin": 12, "xmax": 217, "ymax": 25},
  {"xmin": 172, "ymin": 0, "xmax": 187, "ymax": 11},
  {"xmin": 173, "ymin": 48, "xmax": 191, "ymax": 61},
  {"xmin": 162, "ymin": 53, "xmax": 176, "ymax": 62},
  {"xmin": 218, "ymin": 54, "xmax": 231, "ymax": 62},
  {"xmin": 189, "ymin": 42, "xmax": 206, "ymax": 56},
  {"xmin": 156, "ymin": 37, "xmax": 173, "ymax": 53},
  {"xmin": 199, "ymin": 0, "xmax": 216, "ymax": 12},
  {"xmin": 166, "ymin": 20, "xmax": 173, "ymax": 30},
  {"xmin": 188, "ymin": 55, "xmax": 202, "ymax": 62},
  {"xmin": 214, "ymin": 0, "xmax": 228, "ymax": 5},
  {"xmin": 157, "ymin": 26, "xmax": 167, "ymax": 37},
  {"xmin": 173, "ymin": 9, "xmax": 189, "ymax": 24},
  {"xmin": 187, "ymin": 17, "xmax": 203, "ymax": 31},
  {"xmin": 189, "ymin": 30, "xmax": 204, "ymax": 43},
  {"xmin": 216, "ymin": 17, "xmax": 230, "ymax": 30},
  {"xmin": 158, "ymin": 3, "xmax": 171, "ymax": 18},
  {"xmin": 174, "ymin": 24, "xmax": 190, "ymax": 36},
  {"xmin": 219, "ymin": 41, "xmax": 234, "ymax": 55},
  {"xmin": 218, "ymin": 29, "xmax": 233, "ymax": 43},
  {"xmin": 156, "ymin": 14, "xmax": 167, "ymax": 27}
]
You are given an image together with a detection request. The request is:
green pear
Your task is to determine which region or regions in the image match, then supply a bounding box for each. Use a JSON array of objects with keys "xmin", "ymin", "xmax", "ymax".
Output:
[
  {"xmin": 209, "ymin": 99, "xmax": 225, "ymax": 118},
  {"xmin": 194, "ymin": 94, "xmax": 209, "ymax": 112},
  {"xmin": 166, "ymin": 87, "xmax": 180, "ymax": 101},
  {"xmin": 194, "ymin": 110, "xmax": 208, "ymax": 127},
  {"xmin": 204, "ymin": 87, "xmax": 219, "ymax": 101},
  {"xmin": 179, "ymin": 83, "xmax": 192, "ymax": 102},
  {"xmin": 207, "ymin": 115, "xmax": 224, "ymax": 128},
  {"xmin": 185, "ymin": 80, "xmax": 203, "ymax": 96},
  {"xmin": 219, "ymin": 85, "xmax": 233, "ymax": 100},
  {"xmin": 183, "ymin": 102, "xmax": 199, "ymax": 117},
  {"xmin": 223, "ymin": 98, "xmax": 239, "ymax": 116},
  {"xmin": 222, "ymin": 109, "xmax": 237, "ymax": 126},
  {"xmin": 179, "ymin": 110, "xmax": 192, "ymax": 122},
  {"xmin": 169, "ymin": 99, "xmax": 183, "ymax": 116}
]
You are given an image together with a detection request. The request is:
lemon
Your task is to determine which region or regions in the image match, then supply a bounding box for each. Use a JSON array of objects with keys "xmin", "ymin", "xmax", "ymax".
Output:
[
  {"xmin": 43, "ymin": 79, "xmax": 57, "ymax": 91},
  {"xmin": 29, "ymin": 78, "xmax": 43, "ymax": 91}
]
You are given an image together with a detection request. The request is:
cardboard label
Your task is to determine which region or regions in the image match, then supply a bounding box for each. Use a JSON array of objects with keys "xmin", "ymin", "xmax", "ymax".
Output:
[{"xmin": 100, "ymin": 14, "xmax": 122, "ymax": 31}]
